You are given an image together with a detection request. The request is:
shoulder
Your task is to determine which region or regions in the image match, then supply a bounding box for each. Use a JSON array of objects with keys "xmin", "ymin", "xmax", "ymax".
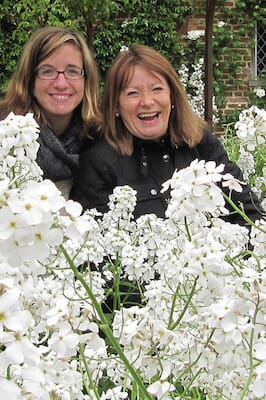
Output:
[
  {"xmin": 195, "ymin": 126, "xmax": 227, "ymax": 159},
  {"xmin": 79, "ymin": 137, "xmax": 120, "ymax": 165},
  {"xmin": 80, "ymin": 136, "xmax": 113, "ymax": 152},
  {"xmin": 199, "ymin": 126, "xmax": 219, "ymax": 145}
]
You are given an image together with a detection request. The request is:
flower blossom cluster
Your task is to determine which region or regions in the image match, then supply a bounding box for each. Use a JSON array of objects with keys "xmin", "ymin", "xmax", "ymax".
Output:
[
  {"xmin": 235, "ymin": 106, "xmax": 266, "ymax": 150},
  {"xmin": 0, "ymin": 113, "xmax": 265, "ymax": 400},
  {"xmin": 187, "ymin": 29, "xmax": 205, "ymax": 40},
  {"xmin": 178, "ymin": 59, "xmax": 219, "ymax": 123},
  {"xmin": 0, "ymin": 112, "xmax": 42, "ymax": 184},
  {"xmin": 233, "ymin": 106, "xmax": 266, "ymax": 209}
]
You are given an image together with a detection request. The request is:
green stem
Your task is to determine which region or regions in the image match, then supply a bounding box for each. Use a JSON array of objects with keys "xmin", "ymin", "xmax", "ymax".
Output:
[
  {"xmin": 169, "ymin": 276, "xmax": 199, "ymax": 330},
  {"xmin": 79, "ymin": 344, "xmax": 101, "ymax": 399},
  {"xmin": 168, "ymin": 283, "xmax": 180, "ymax": 328},
  {"xmin": 175, "ymin": 328, "xmax": 215, "ymax": 383},
  {"xmin": 223, "ymin": 193, "xmax": 265, "ymax": 233},
  {"xmin": 184, "ymin": 216, "xmax": 192, "ymax": 241},
  {"xmin": 239, "ymin": 296, "xmax": 260, "ymax": 400},
  {"xmin": 60, "ymin": 245, "xmax": 153, "ymax": 400}
]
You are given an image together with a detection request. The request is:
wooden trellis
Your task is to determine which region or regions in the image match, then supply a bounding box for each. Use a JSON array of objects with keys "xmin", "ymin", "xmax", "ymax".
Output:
[{"xmin": 204, "ymin": 0, "xmax": 216, "ymax": 126}]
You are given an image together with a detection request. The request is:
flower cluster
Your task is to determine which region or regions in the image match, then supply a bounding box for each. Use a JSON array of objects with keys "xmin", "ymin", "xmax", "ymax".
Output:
[
  {"xmin": 0, "ymin": 112, "xmax": 265, "ymax": 400},
  {"xmin": 178, "ymin": 58, "xmax": 219, "ymax": 124},
  {"xmin": 235, "ymin": 106, "xmax": 266, "ymax": 151},
  {"xmin": 223, "ymin": 106, "xmax": 266, "ymax": 209},
  {"xmin": 0, "ymin": 112, "xmax": 42, "ymax": 184},
  {"xmin": 187, "ymin": 29, "xmax": 205, "ymax": 41}
]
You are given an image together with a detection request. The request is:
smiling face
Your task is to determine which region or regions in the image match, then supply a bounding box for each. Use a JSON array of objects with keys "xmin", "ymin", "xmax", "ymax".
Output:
[
  {"xmin": 34, "ymin": 42, "xmax": 84, "ymax": 134},
  {"xmin": 118, "ymin": 65, "xmax": 171, "ymax": 140}
]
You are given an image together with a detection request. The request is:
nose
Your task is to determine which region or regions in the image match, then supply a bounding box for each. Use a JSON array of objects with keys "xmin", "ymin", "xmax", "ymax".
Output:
[
  {"xmin": 53, "ymin": 72, "xmax": 69, "ymax": 87},
  {"xmin": 139, "ymin": 91, "xmax": 155, "ymax": 106}
]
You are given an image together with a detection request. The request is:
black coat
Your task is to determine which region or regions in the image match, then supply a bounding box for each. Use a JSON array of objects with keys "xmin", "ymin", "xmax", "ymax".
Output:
[{"xmin": 70, "ymin": 129, "xmax": 263, "ymax": 225}]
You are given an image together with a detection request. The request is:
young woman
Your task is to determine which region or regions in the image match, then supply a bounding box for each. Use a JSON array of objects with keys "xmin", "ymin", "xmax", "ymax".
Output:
[{"xmin": 0, "ymin": 26, "xmax": 102, "ymax": 198}]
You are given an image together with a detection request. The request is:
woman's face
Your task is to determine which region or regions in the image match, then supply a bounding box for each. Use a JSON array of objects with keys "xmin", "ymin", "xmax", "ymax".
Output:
[
  {"xmin": 118, "ymin": 65, "xmax": 171, "ymax": 140},
  {"xmin": 34, "ymin": 43, "xmax": 84, "ymax": 133}
]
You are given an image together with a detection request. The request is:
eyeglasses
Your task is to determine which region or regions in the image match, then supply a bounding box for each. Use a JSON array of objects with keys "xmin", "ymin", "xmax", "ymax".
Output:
[{"xmin": 36, "ymin": 66, "xmax": 85, "ymax": 80}]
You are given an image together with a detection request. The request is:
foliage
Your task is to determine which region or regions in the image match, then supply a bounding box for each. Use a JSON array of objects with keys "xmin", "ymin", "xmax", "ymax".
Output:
[
  {"xmin": 0, "ymin": 0, "xmax": 265, "ymax": 120},
  {"xmin": 0, "ymin": 0, "xmax": 77, "ymax": 93},
  {"xmin": 0, "ymin": 109, "xmax": 265, "ymax": 399},
  {"xmin": 93, "ymin": 0, "xmax": 191, "ymax": 78}
]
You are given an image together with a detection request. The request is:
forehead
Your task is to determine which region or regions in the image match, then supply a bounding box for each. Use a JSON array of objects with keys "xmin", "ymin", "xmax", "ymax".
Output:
[
  {"xmin": 40, "ymin": 42, "xmax": 82, "ymax": 65},
  {"xmin": 122, "ymin": 64, "xmax": 167, "ymax": 87}
]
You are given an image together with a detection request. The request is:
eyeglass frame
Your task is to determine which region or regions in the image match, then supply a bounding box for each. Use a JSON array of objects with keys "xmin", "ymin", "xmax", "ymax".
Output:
[{"xmin": 36, "ymin": 66, "xmax": 85, "ymax": 80}]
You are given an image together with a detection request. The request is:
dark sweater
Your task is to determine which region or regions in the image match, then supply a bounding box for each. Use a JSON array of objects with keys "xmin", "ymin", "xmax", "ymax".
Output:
[{"xmin": 70, "ymin": 129, "xmax": 264, "ymax": 225}]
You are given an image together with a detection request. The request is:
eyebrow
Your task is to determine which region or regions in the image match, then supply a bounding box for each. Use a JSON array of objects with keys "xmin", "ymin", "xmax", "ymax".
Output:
[{"xmin": 38, "ymin": 63, "xmax": 82, "ymax": 68}]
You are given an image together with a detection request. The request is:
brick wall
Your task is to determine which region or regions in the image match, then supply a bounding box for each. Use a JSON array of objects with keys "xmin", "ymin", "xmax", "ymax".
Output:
[{"xmin": 183, "ymin": 0, "xmax": 254, "ymax": 126}]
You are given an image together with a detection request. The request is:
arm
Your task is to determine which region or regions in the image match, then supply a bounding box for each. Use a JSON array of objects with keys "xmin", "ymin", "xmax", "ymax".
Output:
[{"xmin": 70, "ymin": 140, "xmax": 117, "ymax": 213}]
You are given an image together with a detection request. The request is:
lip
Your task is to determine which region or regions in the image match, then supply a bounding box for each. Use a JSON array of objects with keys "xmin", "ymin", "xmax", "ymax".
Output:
[
  {"xmin": 51, "ymin": 94, "xmax": 72, "ymax": 100},
  {"xmin": 138, "ymin": 112, "xmax": 159, "ymax": 120}
]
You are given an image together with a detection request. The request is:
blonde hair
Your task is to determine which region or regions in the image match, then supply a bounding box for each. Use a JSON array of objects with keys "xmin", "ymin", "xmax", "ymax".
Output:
[
  {"xmin": 103, "ymin": 44, "xmax": 206, "ymax": 155},
  {"xmin": 0, "ymin": 26, "xmax": 102, "ymax": 137}
]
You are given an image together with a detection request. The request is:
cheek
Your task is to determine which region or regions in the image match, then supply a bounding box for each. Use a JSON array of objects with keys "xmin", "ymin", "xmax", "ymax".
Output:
[
  {"xmin": 119, "ymin": 98, "xmax": 135, "ymax": 118},
  {"xmin": 33, "ymin": 80, "xmax": 45, "ymax": 99},
  {"xmin": 78, "ymin": 82, "xmax": 85, "ymax": 99}
]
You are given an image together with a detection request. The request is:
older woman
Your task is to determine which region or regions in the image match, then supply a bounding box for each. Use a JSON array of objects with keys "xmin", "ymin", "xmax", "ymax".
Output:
[
  {"xmin": 0, "ymin": 26, "xmax": 102, "ymax": 199},
  {"xmin": 71, "ymin": 44, "xmax": 263, "ymax": 224}
]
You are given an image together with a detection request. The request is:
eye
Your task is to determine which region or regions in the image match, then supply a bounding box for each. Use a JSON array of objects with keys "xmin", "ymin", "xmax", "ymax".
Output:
[
  {"xmin": 126, "ymin": 90, "xmax": 139, "ymax": 97},
  {"xmin": 153, "ymin": 86, "xmax": 163, "ymax": 92},
  {"xmin": 66, "ymin": 67, "xmax": 83, "ymax": 77},
  {"xmin": 39, "ymin": 67, "xmax": 55, "ymax": 76}
]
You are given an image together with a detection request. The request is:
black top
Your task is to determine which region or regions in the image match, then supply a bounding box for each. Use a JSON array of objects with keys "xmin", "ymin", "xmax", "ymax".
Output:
[{"xmin": 70, "ymin": 128, "xmax": 264, "ymax": 225}]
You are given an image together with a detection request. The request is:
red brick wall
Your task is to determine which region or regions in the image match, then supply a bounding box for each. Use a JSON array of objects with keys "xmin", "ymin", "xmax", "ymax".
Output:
[{"xmin": 184, "ymin": 0, "xmax": 253, "ymax": 122}]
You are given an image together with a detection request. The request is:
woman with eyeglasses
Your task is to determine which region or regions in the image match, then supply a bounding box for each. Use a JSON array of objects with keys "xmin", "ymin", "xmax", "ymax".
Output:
[{"xmin": 0, "ymin": 26, "xmax": 102, "ymax": 199}]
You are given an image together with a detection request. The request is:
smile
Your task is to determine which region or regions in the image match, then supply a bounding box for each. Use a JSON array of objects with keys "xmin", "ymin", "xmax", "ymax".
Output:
[
  {"xmin": 52, "ymin": 95, "xmax": 70, "ymax": 100},
  {"xmin": 138, "ymin": 112, "xmax": 159, "ymax": 120}
]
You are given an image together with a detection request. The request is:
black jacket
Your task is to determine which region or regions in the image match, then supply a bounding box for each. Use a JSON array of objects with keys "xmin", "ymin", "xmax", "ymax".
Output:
[{"xmin": 70, "ymin": 129, "xmax": 263, "ymax": 225}]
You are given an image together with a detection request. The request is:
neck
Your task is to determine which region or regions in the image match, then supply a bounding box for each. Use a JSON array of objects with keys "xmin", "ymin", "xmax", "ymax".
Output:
[{"xmin": 47, "ymin": 114, "xmax": 73, "ymax": 136}]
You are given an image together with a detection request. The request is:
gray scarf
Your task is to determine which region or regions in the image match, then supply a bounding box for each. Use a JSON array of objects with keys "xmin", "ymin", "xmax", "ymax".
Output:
[{"xmin": 36, "ymin": 121, "xmax": 81, "ymax": 182}]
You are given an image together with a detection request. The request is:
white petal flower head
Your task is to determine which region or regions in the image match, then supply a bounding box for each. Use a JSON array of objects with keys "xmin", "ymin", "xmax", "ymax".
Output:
[
  {"xmin": 254, "ymin": 342, "xmax": 266, "ymax": 361},
  {"xmin": 254, "ymin": 87, "xmax": 265, "ymax": 98},
  {"xmin": 0, "ymin": 378, "xmax": 21, "ymax": 400},
  {"xmin": 22, "ymin": 179, "xmax": 66, "ymax": 213},
  {"xmin": 101, "ymin": 386, "xmax": 128, "ymax": 399},
  {"xmin": 187, "ymin": 29, "xmax": 205, "ymax": 40},
  {"xmin": 48, "ymin": 321, "xmax": 80, "ymax": 358},
  {"xmin": 222, "ymin": 173, "xmax": 245, "ymax": 192},
  {"xmin": 217, "ymin": 20, "xmax": 226, "ymax": 27},
  {"xmin": 65, "ymin": 199, "xmax": 83, "ymax": 217},
  {"xmin": 147, "ymin": 379, "xmax": 175, "ymax": 399},
  {"xmin": 120, "ymin": 45, "xmax": 129, "ymax": 52},
  {"xmin": 0, "ymin": 112, "xmax": 42, "ymax": 182},
  {"xmin": 46, "ymin": 296, "xmax": 71, "ymax": 326}
]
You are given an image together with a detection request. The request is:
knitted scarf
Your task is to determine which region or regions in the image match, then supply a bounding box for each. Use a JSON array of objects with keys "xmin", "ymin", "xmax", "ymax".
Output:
[{"xmin": 36, "ymin": 120, "xmax": 82, "ymax": 182}]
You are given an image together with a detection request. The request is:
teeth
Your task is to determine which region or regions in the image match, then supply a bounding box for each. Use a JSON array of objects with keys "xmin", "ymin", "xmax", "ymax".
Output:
[
  {"xmin": 138, "ymin": 112, "xmax": 158, "ymax": 119},
  {"xmin": 53, "ymin": 95, "xmax": 69, "ymax": 100}
]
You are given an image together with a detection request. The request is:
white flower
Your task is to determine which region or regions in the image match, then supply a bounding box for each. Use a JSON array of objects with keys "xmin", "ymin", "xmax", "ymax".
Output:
[
  {"xmin": 46, "ymin": 296, "xmax": 71, "ymax": 326},
  {"xmin": 0, "ymin": 111, "xmax": 266, "ymax": 400},
  {"xmin": 120, "ymin": 45, "xmax": 129, "ymax": 52},
  {"xmin": 101, "ymin": 386, "xmax": 128, "ymax": 399},
  {"xmin": 222, "ymin": 173, "xmax": 245, "ymax": 192},
  {"xmin": 0, "ymin": 378, "xmax": 21, "ymax": 400},
  {"xmin": 254, "ymin": 87, "xmax": 265, "ymax": 98},
  {"xmin": 48, "ymin": 321, "xmax": 80, "ymax": 358},
  {"xmin": 187, "ymin": 29, "xmax": 205, "ymax": 40},
  {"xmin": 148, "ymin": 379, "xmax": 175, "ymax": 399},
  {"xmin": 217, "ymin": 21, "xmax": 226, "ymax": 27}
]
